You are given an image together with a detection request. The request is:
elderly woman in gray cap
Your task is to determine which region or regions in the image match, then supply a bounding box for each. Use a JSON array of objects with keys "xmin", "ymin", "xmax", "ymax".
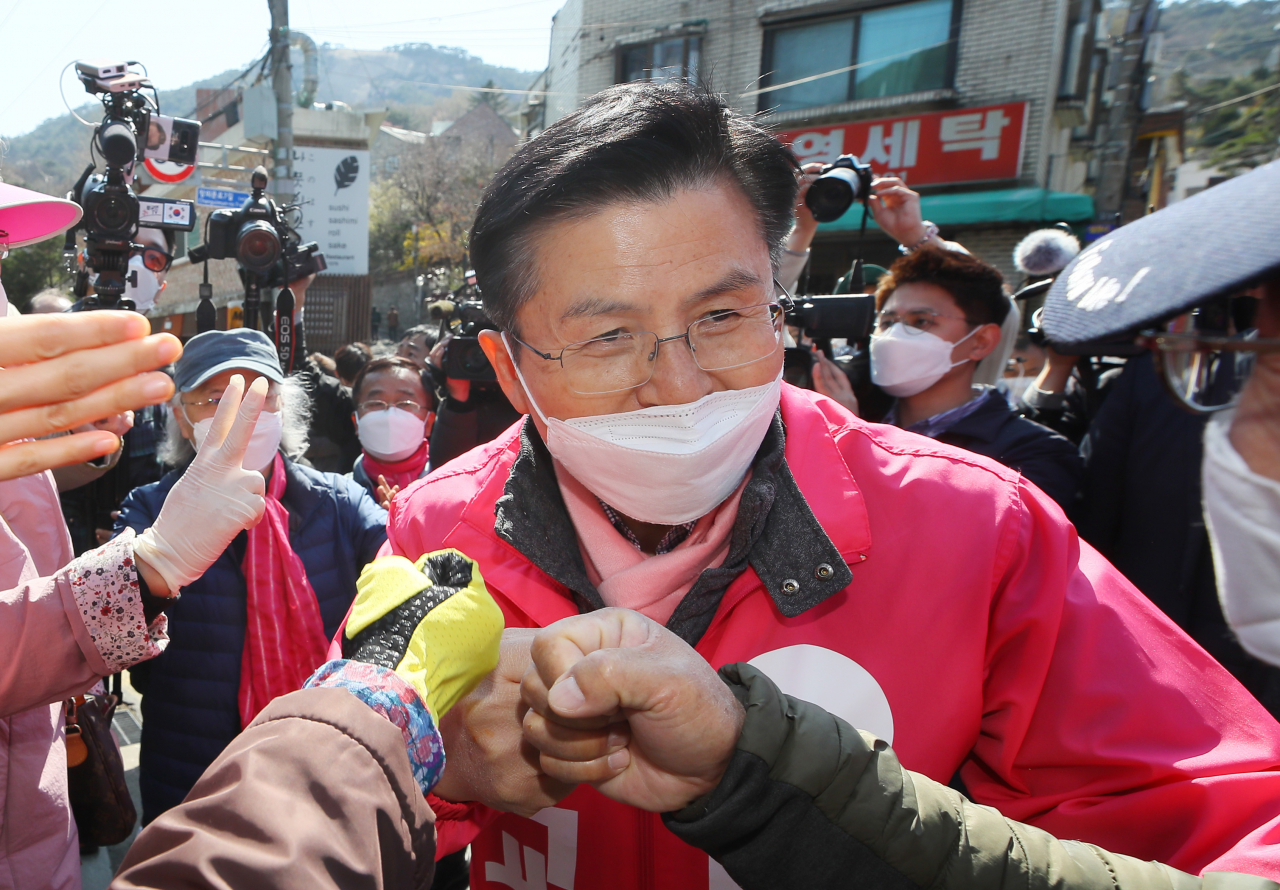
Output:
[{"xmin": 115, "ymin": 328, "xmax": 389, "ymax": 824}]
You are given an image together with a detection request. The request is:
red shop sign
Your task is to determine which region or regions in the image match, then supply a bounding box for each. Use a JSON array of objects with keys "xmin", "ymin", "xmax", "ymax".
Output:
[{"xmin": 778, "ymin": 101, "xmax": 1028, "ymax": 187}]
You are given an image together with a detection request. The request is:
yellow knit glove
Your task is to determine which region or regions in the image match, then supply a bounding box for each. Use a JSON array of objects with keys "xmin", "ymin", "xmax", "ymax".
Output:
[{"xmin": 343, "ymin": 549, "xmax": 504, "ymax": 718}]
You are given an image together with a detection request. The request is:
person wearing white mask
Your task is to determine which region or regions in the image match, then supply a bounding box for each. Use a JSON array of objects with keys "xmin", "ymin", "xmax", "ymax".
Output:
[
  {"xmin": 375, "ymin": 83, "xmax": 1280, "ymax": 890},
  {"xmin": 113, "ymin": 328, "xmax": 389, "ymax": 824},
  {"xmin": 123, "ymin": 226, "xmax": 173, "ymax": 315},
  {"xmin": 870, "ymin": 248, "xmax": 1081, "ymax": 509},
  {"xmin": 348, "ymin": 355, "xmax": 437, "ymax": 507}
]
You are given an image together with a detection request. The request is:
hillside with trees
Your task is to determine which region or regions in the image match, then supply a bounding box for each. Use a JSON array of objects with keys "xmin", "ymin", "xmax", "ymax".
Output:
[{"xmin": 0, "ymin": 42, "xmax": 536, "ymax": 197}]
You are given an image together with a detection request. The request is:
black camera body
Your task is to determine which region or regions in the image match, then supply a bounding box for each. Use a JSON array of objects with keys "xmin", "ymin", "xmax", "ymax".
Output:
[
  {"xmin": 428, "ymin": 298, "xmax": 498, "ymax": 382},
  {"xmin": 65, "ymin": 60, "xmax": 198, "ymax": 309},
  {"xmin": 193, "ymin": 167, "xmax": 327, "ymax": 289},
  {"xmin": 785, "ymin": 294, "xmax": 876, "ymax": 342},
  {"xmin": 805, "ymin": 154, "xmax": 874, "ymax": 223}
]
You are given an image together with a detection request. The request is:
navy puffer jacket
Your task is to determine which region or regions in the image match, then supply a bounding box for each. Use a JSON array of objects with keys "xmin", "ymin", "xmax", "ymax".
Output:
[{"xmin": 116, "ymin": 457, "xmax": 388, "ymax": 823}]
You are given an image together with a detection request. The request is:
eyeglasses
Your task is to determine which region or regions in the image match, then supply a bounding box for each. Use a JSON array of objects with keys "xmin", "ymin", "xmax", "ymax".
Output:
[
  {"xmin": 1139, "ymin": 295, "xmax": 1280, "ymax": 414},
  {"xmin": 134, "ymin": 245, "xmax": 173, "ymax": 273},
  {"xmin": 875, "ymin": 308, "xmax": 969, "ymax": 335},
  {"xmin": 508, "ymin": 282, "xmax": 792, "ymax": 395},
  {"xmin": 0, "ymin": 230, "xmax": 9, "ymax": 260},
  {"xmin": 181, "ymin": 391, "xmax": 282, "ymax": 418},
  {"xmin": 1141, "ymin": 330, "xmax": 1280, "ymax": 414},
  {"xmin": 357, "ymin": 399, "xmax": 429, "ymax": 415}
]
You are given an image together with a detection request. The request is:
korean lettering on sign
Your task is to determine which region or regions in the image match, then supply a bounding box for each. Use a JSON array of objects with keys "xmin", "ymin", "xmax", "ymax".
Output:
[{"xmin": 779, "ymin": 102, "xmax": 1028, "ymax": 187}]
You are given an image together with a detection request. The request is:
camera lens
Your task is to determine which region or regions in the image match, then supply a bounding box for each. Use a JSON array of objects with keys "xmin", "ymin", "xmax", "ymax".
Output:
[
  {"xmin": 97, "ymin": 120, "xmax": 138, "ymax": 167},
  {"xmin": 806, "ymin": 168, "xmax": 865, "ymax": 223},
  {"xmin": 97, "ymin": 194, "xmax": 132, "ymax": 233},
  {"xmin": 237, "ymin": 220, "xmax": 281, "ymax": 272}
]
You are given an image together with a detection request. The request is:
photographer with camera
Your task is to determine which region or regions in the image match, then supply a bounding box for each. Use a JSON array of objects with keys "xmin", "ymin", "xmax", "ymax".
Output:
[
  {"xmin": 421, "ymin": 298, "xmax": 521, "ymax": 469},
  {"xmin": 349, "ymin": 356, "xmax": 437, "ymax": 507},
  {"xmin": 870, "ymin": 249, "xmax": 1081, "ymax": 509}
]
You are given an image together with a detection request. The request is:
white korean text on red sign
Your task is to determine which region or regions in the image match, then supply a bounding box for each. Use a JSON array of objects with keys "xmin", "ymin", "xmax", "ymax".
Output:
[{"xmin": 780, "ymin": 101, "xmax": 1029, "ymax": 187}]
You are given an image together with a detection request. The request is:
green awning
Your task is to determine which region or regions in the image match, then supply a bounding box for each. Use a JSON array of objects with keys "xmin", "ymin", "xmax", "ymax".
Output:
[{"xmin": 818, "ymin": 187, "xmax": 1095, "ymax": 232}]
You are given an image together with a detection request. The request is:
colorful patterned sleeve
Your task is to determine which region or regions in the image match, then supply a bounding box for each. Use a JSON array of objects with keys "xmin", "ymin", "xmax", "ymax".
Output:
[
  {"xmin": 305, "ymin": 659, "xmax": 446, "ymax": 795},
  {"xmin": 68, "ymin": 529, "xmax": 169, "ymax": 674}
]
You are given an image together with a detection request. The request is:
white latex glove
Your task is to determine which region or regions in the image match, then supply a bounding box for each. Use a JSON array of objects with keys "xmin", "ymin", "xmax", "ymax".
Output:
[{"xmin": 134, "ymin": 375, "xmax": 269, "ymax": 592}]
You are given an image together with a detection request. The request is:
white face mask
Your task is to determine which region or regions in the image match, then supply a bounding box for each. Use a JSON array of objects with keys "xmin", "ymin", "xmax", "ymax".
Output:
[
  {"xmin": 357, "ymin": 407, "xmax": 427, "ymax": 462},
  {"xmin": 503, "ymin": 334, "xmax": 780, "ymax": 525},
  {"xmin": 870, "ymin": 323, "xmax": 980, "ymax": 398},
  {"xmin": 125, "ymin": 255, "xmax": 161, "ymax": 314},
  {"xmin": 192, "ymin": 409, "xmax": 282, "ymax": 471}
]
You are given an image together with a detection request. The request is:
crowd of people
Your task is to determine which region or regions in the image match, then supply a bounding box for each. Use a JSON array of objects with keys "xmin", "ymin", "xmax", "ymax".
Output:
[{"xmin": 2, "ymin": 80, "xmax": 1280, "ymax": 890}]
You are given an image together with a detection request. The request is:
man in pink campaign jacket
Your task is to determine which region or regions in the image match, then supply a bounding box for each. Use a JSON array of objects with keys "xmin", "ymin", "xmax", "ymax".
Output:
[{"xmin": 380, "ymin": 82, "xmax": 1280, "ymax": 889}]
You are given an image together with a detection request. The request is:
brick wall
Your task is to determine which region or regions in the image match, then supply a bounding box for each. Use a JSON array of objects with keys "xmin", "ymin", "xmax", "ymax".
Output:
[{"xmin": 548, "ymin": 0, "xmax": 1071, "ymax": 189}]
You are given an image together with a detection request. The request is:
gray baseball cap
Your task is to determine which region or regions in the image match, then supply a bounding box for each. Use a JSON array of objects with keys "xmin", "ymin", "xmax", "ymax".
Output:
[{"xmin": 174, "ymin": 329, "xmax": 285, "ymax": 392}]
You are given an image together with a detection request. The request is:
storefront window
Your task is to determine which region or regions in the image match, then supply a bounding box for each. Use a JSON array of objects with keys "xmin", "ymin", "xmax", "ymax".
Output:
[
  {"xmin": 618, "ymin": 37, "xmax": 701, "ymax": 84},
  {"xmin": 762, "ymin": 0, "xmax": 956, "ymax": 112}
]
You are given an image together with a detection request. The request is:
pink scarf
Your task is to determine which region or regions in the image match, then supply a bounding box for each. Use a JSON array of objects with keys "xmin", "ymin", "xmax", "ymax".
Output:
[
  {"xmin": 362, "ymin": 440, "xmax": 430, "ymax": 493},
  {"xmin": 238, "ymin": 453, "xmax": 330, "ymax": 727},
  {"xmin": 555, "ymin": 460, "xmax": 748, "ymax": 626}
]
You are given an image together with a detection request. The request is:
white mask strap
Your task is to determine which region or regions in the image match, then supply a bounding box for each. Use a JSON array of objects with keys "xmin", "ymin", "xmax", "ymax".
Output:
[
  {"xmin": 948, "ymin": 324, "xmax": 982, "ymax": 368},
  {"xmin": 501, "ymin": 332, "xmax": 551, "ymax": 425}
]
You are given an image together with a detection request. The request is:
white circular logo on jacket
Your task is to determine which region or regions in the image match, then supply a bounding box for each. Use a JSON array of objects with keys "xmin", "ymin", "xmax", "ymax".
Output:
[{"xmin": 747, "ymin": 644, "xmax": 894, "ymax": 743}]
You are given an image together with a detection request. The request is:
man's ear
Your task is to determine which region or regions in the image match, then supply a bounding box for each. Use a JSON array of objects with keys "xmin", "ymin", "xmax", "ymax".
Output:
[
  {"xmin": 478, "ymin": 330, "xmax": 530, "ymax": 415},
  {"xmin": 963, "ymin": 323, "xmax": 1003, "ymax": 363}
]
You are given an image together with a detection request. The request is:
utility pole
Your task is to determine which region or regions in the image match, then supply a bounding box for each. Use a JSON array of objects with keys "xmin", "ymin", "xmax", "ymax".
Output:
[
  {"xmin": 269, "ymin": 0, "xmax": 294, "ymax": 204},
  {"xmin": 1093, "ymin": 0, "xmax": 1158, "ymax": 224}
]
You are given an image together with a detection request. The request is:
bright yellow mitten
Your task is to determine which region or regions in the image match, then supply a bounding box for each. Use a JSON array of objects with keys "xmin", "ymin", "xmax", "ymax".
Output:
[{"xmin": 343, "ymin": 549, "xmax": 504, "ymax": 718}]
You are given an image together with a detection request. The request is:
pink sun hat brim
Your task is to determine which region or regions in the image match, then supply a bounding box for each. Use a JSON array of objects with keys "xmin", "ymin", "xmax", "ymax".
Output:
[{"xmin": 0, "ymin": 182, "xmax": 83, "ymax": 250}]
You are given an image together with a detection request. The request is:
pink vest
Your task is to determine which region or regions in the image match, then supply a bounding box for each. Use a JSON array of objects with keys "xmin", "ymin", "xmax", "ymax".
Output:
[{"xmin": 382, "ymin": 385, "xmax": 1280, "ymax": 890}]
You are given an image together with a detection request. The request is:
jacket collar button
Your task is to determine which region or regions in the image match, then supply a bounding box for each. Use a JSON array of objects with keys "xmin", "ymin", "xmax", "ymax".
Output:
[
  {"xmin": 781, "ymin": 579, "xmax": 800, "ymax": 595},
  {"xmin": 815, "ymin": 563, "xmax": 834, "ymax": 580}
]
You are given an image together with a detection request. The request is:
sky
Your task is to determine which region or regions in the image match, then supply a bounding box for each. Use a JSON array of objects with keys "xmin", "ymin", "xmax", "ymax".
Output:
[{"xmin": 0, "ymin": 0, "xmax": 566, "ymax": 137}]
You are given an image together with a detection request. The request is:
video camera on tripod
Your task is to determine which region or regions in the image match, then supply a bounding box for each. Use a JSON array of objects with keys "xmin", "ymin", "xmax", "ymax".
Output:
[
  {"xmin": 187, "ymin": 165, "xmax": 327, "ymax": 332},
  {"xmin": 64, "ymin": 59, "xmax": 199, "ymax": 310}
]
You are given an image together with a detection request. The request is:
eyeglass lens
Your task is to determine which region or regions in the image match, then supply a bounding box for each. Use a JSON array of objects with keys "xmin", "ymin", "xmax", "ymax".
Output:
[
  {"xmin": 1157, "ymin": 300, "xmax": 1259, "ymax": 412},
  {"xmin": 558, "ymin": 303, "xmax": 783, "ymax": 395},
  {"xmin": 140, "ymin": 248, "xmax": 172, "ymax": 273},
  {"xmin": 359, "ymin": 400, "xmax": 426, "ymax": 414}
]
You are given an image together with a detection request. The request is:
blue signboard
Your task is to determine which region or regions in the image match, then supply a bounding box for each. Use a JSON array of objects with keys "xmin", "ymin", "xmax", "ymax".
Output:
[{"xmin": 196, "ymin": 186, "xmax": 251, "ymax": 209}]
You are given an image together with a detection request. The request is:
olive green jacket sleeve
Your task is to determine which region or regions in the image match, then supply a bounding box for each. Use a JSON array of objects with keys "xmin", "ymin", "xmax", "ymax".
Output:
[{"xmin": 665, "ymin": 664, "xmax": 1278, "ymax": 890}]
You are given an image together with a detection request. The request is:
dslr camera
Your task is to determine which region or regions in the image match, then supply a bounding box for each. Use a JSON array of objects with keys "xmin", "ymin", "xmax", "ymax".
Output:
[
  {"xmin": 427, "ymin": 296, "xmax": 498, "ymax": 382},
  {"xmin": 805, "ymin": 154, "xmax": 874, "ymax": 223},
  {"xmin": 785, "ymin": 294, "xmax": 876, "ymax": 342},
  {"xmin": 192, "ymin": 166, "xmax": 327, "ymax": 287},
  {"xmin": 65, "ymin": 60, "xmax": 198, "ymax": 308}
]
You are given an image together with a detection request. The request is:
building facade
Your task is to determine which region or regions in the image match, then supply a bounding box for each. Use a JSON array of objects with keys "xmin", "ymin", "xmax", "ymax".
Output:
[{"xmin": 526, "ymin": 0, "xmax": 1121, "ymax": 285}]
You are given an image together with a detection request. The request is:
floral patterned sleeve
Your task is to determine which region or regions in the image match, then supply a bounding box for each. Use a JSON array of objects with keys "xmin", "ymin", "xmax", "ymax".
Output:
[
  {"xmin": 305, "ymin": 659, "xmax": 446, "ymax": 795},
  {"xmin": 68, "ymin": 529, "xmax": 169, "ymax": 673}
]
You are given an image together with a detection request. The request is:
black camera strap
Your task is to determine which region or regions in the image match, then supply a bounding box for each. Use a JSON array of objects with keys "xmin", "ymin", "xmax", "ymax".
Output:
[
  {"xmin": 196, "ymin": 258, "xmax": 216, "ymax": 333},
  {"xmin": 274, "ymin": 287, "xmax": 295, "ymax": 375}
]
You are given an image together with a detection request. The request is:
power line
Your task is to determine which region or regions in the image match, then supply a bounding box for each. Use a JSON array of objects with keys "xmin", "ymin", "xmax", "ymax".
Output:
[
  {"xmin": 1188, "ymin": 80, "xmax": 1280, "ymax": 116},
  {"xmin": 740, "ymin": 38, "xmax": 955, "ymax": 99}
]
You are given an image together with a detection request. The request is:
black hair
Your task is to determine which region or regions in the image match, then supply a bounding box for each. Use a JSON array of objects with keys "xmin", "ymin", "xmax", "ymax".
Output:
[
  {"xmin": 469, "ymin": 81, "xmax": 801, "ymax": 333},
  {"xmin": 876, "ymin": 249, "xmax": 1010, "ymax": 328},
  {"xmin": 399, "ymin": 324, "xmax": 440, "ymax": 349},
  {"xmin": 351, "ymin": 355, "xmax": 435, "ymax": 409},
  {"xmin": 334, "ymin": 342, "xmax": 373, "ymax": 383}
]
